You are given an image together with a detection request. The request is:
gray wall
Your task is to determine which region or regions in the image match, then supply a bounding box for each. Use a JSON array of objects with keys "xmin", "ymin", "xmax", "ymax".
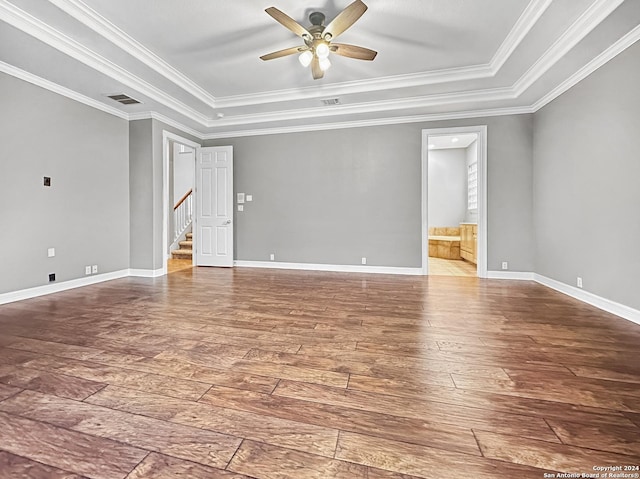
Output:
[
  {"xmin": 0, "ymin": 72, "xmax": 129, "ymax": 293},
  {"xmin": 428, "ymin": 148, "xmax": 468, "ymax": 229},
  {"xmin": 206, "ymin": 114, "xmax": 534, "ymax": 271},
  {"xmin": 533, "ymin": 40, "xmax": 640, "ymax": 310}
]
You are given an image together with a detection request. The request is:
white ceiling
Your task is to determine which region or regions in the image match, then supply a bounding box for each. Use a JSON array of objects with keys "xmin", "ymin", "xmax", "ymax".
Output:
[
  {"xmin": 428, "ymin": 134, "xmax": 477, "ymax": 150},
  {"xmin": 1, "ymin": 0, "xmax": 639, "ymax": 139}
]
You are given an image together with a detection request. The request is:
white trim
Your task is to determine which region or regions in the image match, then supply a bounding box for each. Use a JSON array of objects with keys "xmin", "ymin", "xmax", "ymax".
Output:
[
  {"xmin": 0, "ymin": 0, "xmax": 209, "ymax": 125},
  {"xmin": 487, "ymin": 271, "xmax": 535, "ymax": 280},
  {"xmin": 490, "ymin": 0, "xmax": 553, "ymax": 73},
  {"xmin": 234, "ymin": 261, "xmax": 422, "ymax": 276},
  {"xmin": 49, "ymin": 0, "xmax": 217, "ymax": 108},
  {"xmin": 532, "ymin": 23, "xmax": 640, "ymax": 111},
  {"xmin": 0, "ymin": 270, "xmax": 130, "ymax": 305},
  {"xmin": 513, "ymin": 0, "xmax": 625, "ymax": 95},
  {"xmin": 421, "ymin": 126, "xmax": 488, "ymax": 278},
  {"xmin": 534, "ymin": 274, "xmax": 640, "ymax": 326},
  {"xmin": 129, "ymin": 111, "xmax": 204, "ymax": 140},
  {"xmin": 202, "ymin": 107, "xmax": 532, "ymax": 139},
  {"xmin": 0, "ymin": 60, "xmax": 129, "ymax": 120},
  {"xmin": 128, "ymin": 268, "xmax": 166, "ymax": 278}
]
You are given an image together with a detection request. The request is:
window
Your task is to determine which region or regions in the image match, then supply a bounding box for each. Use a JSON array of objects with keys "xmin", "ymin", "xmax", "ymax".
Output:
[{"xmin": 468, "ymin": 162, "xmax": 478, "ymax": 211}]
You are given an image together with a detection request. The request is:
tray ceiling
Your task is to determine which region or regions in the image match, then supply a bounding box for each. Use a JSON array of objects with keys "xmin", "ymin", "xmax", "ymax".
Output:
[{"xmin": 1, "ymin": 0, "xmax": 639, "ymax": 138}]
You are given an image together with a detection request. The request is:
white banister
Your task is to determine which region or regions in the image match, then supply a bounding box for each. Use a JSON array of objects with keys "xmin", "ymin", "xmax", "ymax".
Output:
[{"xmin": 173, "ymin": 189, "xmax": 193, "ymax": 241}]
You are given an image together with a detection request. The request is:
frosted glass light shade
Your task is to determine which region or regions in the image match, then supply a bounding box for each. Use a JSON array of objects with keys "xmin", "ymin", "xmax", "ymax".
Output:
[{"xmin": 299, "ymin": 50, "xmax": 313, "ymax": 67}]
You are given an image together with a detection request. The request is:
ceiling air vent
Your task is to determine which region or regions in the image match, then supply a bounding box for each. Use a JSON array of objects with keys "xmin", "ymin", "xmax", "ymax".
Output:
[
  {"xmin": 107, "ymin": 94, "xmax": 141, "ymax": 105},
  {"xmin": 321, "ymin": 98, "xmax": 340, "ymax": 106}
]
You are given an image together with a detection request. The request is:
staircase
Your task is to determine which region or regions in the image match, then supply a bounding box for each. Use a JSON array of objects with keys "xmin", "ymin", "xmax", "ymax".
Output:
[{"xmin": 171, "ymin": 232, "xmax": 193, "ymax": 260}]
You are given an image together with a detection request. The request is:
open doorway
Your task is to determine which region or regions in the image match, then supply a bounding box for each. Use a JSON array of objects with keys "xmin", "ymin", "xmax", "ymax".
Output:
[
  {"xmin": 162, "ymin": 131, "xmax": 200, "ymax": 275},
  {"xmin": 421, "ymin": 126, "xmax": 487, "ymax": 277}
]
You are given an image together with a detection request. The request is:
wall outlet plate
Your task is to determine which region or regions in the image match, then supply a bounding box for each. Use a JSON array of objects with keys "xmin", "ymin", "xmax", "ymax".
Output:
[
  {"xmin": 577, "ymin": 277, "xmax": 583, "ymax": 288},
  {"xmin": 48, "ymin": 273, "xmax": 56, "ymax": 282},
  {"xmin": 270, "ymin": 253, "xmax": 275, "ymax": 261},
  {"xmin": 92, "ymin": 265, "xmax": 98, "ymax": 274},
  {"xmin": 47, "ymin": 248, "xmax": 55, "ymax": 257},
  {"xmin": 502, "ymin": 262, "xmax": 508, "ymax": 270},
  {"xmin": 246, "ymin": 195, "xmax": 253, "ymax": 202},
  {"xmin": 362, "ymin": 257, "xmax": 367, "ymax": 265},
  {"xmin": 237, "ymin": 193, "xmax": 245, "ymax": 204},
  {"xmin": 85, "ymin": 266, "xmax": 92, "ymax": 275},
  {"xmin": 238, "ymin": 205, "xmax": 244, "ymax": 212},
  {"xmin": 43, "ymin": 176, "xmax": 51, "ymax": 187}
]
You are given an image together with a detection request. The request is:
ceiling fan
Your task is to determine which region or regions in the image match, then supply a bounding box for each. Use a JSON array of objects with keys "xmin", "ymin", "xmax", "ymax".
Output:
[{"xmin": 260, "ymin": 0, "xmax": 377, "ymax": 80}]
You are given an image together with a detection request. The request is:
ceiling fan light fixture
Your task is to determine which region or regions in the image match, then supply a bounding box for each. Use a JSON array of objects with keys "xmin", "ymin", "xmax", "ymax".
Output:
[
  {"xmin": 319, "ymin": 57, "xmax": 332, "ymax": 71},
  {"xmin": 299, "ymin": 50, "xmax": 313, "ymax": 67},
  {"xmin": 315, "ymin": 42, "xmax": 330, "ymax": 59}
]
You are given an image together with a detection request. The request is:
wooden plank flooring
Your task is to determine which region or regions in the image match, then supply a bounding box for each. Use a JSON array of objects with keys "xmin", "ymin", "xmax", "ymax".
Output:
[{"xmin": 0, "ymin": 267, "xmax": 639, "ymax": 478}]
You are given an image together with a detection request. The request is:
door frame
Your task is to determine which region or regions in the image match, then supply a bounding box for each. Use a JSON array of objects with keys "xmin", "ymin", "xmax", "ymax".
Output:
[
  {"xmin": 421, "ymin": 125, "xmax": 488, "ymax": 278},
  {"xmin": 162, "ymin": 130, "xmax": 201, "ymax": 274}
]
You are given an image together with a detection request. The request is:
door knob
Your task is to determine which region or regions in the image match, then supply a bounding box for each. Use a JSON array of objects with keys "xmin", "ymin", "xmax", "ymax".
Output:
[{"xmin": 224, "ymin": 219, "xmax": 232, "ymax": 225}]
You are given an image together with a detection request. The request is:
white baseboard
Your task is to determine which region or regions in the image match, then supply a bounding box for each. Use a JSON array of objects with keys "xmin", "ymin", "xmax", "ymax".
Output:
[
  {"xmin": 534, "ymin": 274, "xmax": 640, "ymax": 326},
  {"xmin": 128, "ymin": 268, "xmax": 166, "ymax": 278},
  {"xmin": 234, "ymin": 260, "xmax": 423, "ymax": 276},
  {"xmin": 486, "ymin": 271, "xmax": 535, "ymax": 280},
  {"xmin": 0, "ymin": 269, "xmax": 130, "ymax": 305}
]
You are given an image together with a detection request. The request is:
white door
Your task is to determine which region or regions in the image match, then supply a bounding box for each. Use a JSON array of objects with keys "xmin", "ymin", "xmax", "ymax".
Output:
[{"xmin": 195, "ymin": 146, "xmax": 233, "ymax": 267}]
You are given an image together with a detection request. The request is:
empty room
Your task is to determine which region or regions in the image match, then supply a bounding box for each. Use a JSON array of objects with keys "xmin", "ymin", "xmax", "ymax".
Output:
[{"xmin": 1, "ymin": 1, "xmax": 639, "ymax": 478}]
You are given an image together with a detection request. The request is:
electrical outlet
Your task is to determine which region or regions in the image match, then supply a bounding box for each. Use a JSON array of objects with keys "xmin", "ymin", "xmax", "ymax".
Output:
[
  {"xmin": 246, "ymin": 195, "xmax": 253, "ymax": 202},
  {"xmin": 47, "ymin": 248, "xmax": 55, "ymax": 258},
  {"xmin": 362, "ymin": 257, "xmax": 367, "ymax": 265},
  {"xmin": 502, "ymin": 262, "xmax": 508, "ymax": 270},
  {"xmin": 48, "ymin": 273, "xmax": 56, "ymax": 282},
  {"xmin": 43, "ymin": 176, "xmax": 51, "ymax": 187},
  {"xmin": 577, "ymin": 277, "xmax": 583, "ymax": 288},
  {"xmin": 237, "ymin": 205, "xmax": 244, "ymax": 212},
  {"xmin": 237, "ymin": 193, "xmax": 245, "ymax": 204},
  {"xmin": 85, "ymin": 266, "xmax": 92, "ymax": 275},
  {"xmin": 92, "ymin": 265, "xmax": 98, "ymax": 274},
  {"xmin": 270, "ymin": 253, "xmax": 275, "ymax": 261}
]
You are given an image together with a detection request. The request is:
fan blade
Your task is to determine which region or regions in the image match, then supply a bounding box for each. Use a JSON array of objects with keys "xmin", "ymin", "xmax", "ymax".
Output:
[
  {"xmin": 261, "ymin": 46, "xmax": 307, "ymax": 61},
  {"xmin": 323, "ymin": 0, "xmax": 368, "ymax": 40},
  {"xmin": 265, "ymin": 7, "xmax": 311, "ymax": 38},
  {"xmin": 311, "ymin": 56, "xmax": 324, "ymax": 80},
  {"xmin": 331, "ymin": 43, "xmax": 377, "ymax": 61}
]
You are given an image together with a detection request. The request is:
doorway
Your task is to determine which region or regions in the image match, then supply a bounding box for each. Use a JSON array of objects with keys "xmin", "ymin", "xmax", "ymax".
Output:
[
  {"xmin": 421, "ymin": 126, "xmax": 487, "ymax": 277},
  {"xmin": 162, "ymin": 131, "xmax": 200, "ymax": 275}
]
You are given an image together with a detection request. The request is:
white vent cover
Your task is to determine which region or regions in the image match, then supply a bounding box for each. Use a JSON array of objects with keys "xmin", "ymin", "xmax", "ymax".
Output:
[{"xmin": 321, "ymin": 98, "xmax": 340, "ymax": 106}]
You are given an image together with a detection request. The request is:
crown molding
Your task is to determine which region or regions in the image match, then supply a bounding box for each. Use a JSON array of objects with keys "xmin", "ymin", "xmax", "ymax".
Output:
[
  {"xmin": 513, "ymin": 0, "xmax": 625, "ymax": 95},
  {"xmin": 0, "ymin": 60, "xmax": 129, "ymax": 119},
  {"xmin": 129, "ymin": 111, "xmax": 204, "ymax": 140},
  {"xmin": 489, "ymin": 0, "xmax": 553, "ymax": 73},
  {"xmin": 201, "ymin": 107, "xmax": 533, "ymax": 139},
  {"xmin": 208, "ymin": 87, "xmax": 517, "ymax": 127},
  {"xmin": 0, "ymin": 0, "xmax": 210, "ymax": 125},
  {"xmin": 48, "ymin": 0, "xmax": 218, "ymax": 108},
  {"xmin": 532, "ymin": 23, "xmax": 640, "ymax": 111}
]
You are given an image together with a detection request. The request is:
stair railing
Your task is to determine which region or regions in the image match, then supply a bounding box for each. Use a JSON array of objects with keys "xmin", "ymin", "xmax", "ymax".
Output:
[{"xmin": 173, "ymin": 188, "xmax": 193, "ymax": 241}]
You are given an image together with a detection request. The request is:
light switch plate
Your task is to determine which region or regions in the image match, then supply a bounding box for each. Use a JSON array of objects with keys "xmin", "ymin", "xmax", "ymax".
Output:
[
  {"xmin": 237, "ymin": 193, "xmax": 245, "ymax": 204},
  {"xmin": 47, "ymin": 248, "xmax": 55, "ymax": 257},
  {"xmin": 238, "ymin": 205, "xmax": 244, "ymax": 211},
  {"xmin": 246, "ymin": 195, "xmax": 253, "ymax": 202}
]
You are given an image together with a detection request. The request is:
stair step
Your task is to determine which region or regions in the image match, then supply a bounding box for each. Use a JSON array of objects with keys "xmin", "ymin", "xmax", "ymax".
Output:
[
  {"xmin": 179, "ymin": 240, "xmax": 192, "ymax": 248},
  {"xmin": 172, "ymin": 249, "xmax": 193, "ymax": 259},
  {"xmin": 186, "ymin": 233, "xmax": 193, "ymax": 240}
]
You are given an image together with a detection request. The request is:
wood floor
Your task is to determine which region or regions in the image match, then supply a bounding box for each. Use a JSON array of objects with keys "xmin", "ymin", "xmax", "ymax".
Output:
[{"xmin": 0, "ymin": 268, "xmax": 639, "ymax": 478}]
